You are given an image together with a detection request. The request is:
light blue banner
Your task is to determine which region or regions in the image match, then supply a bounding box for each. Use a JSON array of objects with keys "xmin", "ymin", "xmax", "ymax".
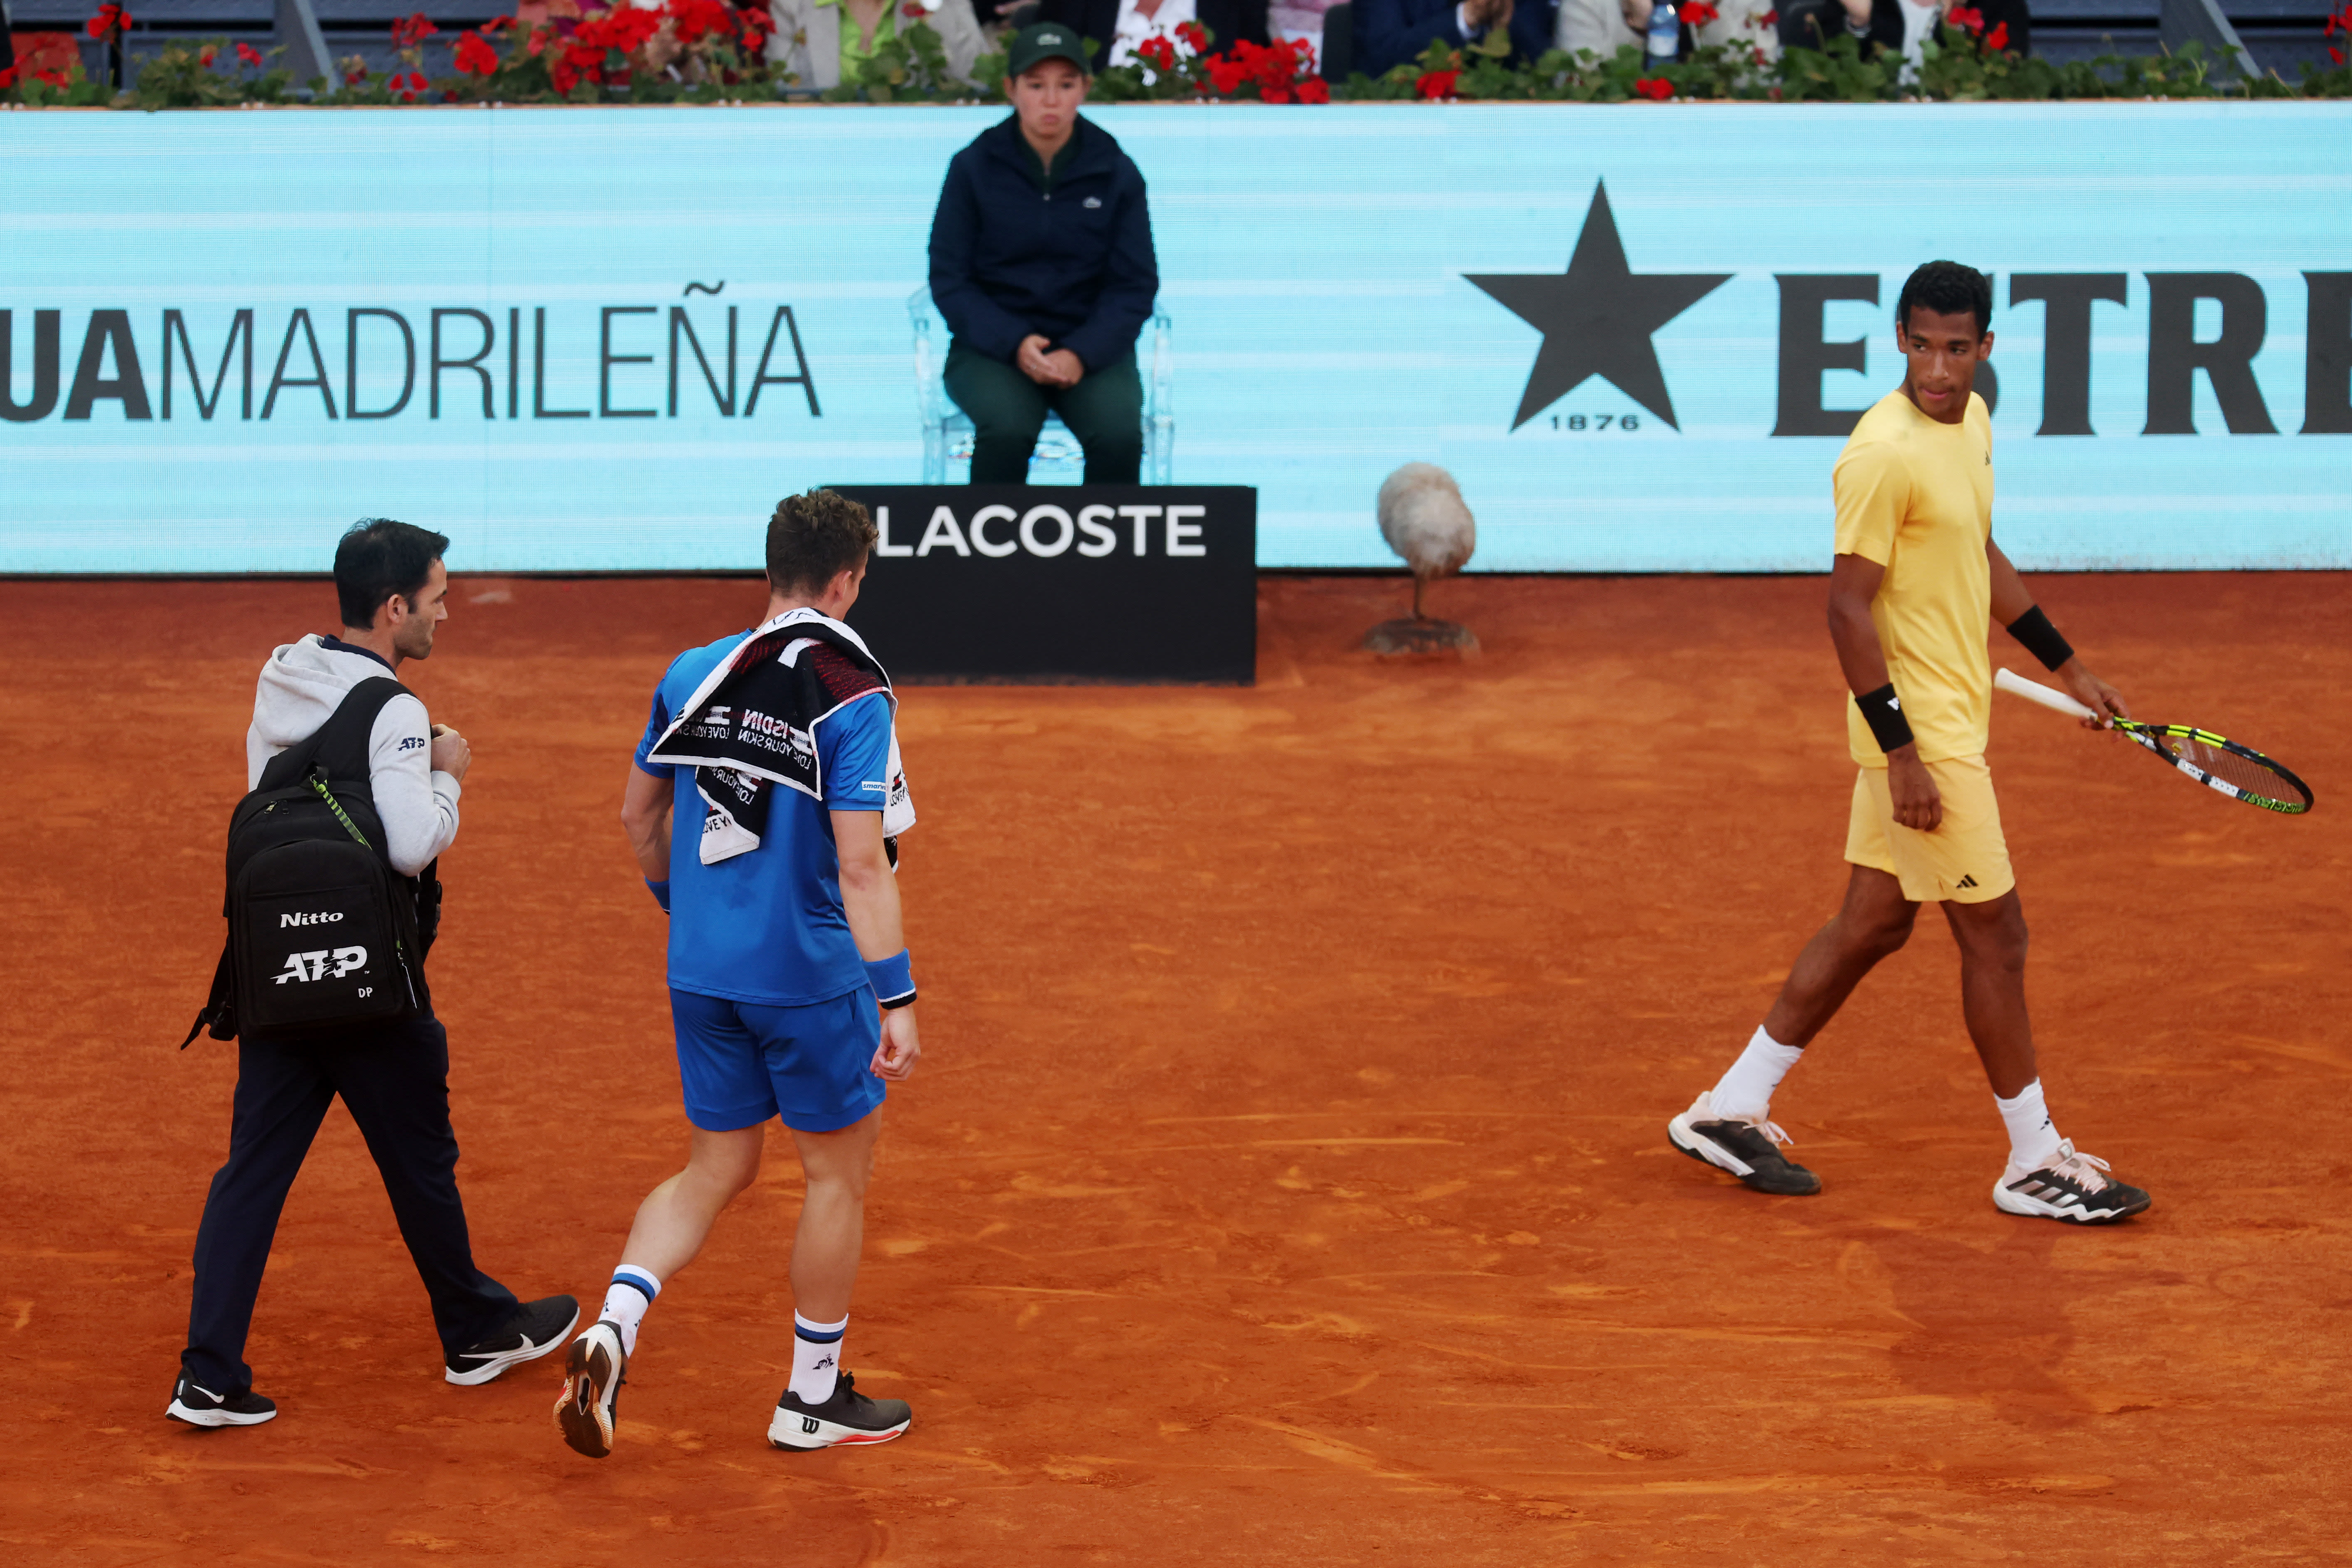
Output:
[{"xmin": 3, "ymin": 104, "xmax": 2348, "ymax": 573}]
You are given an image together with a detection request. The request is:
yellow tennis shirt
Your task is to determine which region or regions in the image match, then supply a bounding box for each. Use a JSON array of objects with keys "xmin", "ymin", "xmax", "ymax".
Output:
[{"xmin": 1833, "ymin": 389, "xmax": 1996, "ymax": 768}]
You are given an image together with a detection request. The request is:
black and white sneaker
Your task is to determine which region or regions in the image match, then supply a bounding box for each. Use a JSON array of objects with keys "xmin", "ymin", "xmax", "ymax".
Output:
[
  {"xmin": 445, "ymin": 1294, "xmax": 579, "ymax": 1386},
  {"xmin": 166, "ymin": 1371, "xmax": 278, "ymax": 1428},
  {"xmin": 1993, "ymin": 1141, "xmax": 2151, "ymax": 1225},
  {"xmin": 767, "ymin": 1372, "xmax": 912, "ymax": 1452},
  {"xmin": 1668, "ymin": 1091, "xmax": 1822, "ymax": 1196}
]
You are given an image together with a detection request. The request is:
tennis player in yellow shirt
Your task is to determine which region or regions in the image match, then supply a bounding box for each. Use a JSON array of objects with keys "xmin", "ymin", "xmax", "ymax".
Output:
[{"xmin": 1668, "ymin": 261, "xmax": 2152, "ymax": 1224}]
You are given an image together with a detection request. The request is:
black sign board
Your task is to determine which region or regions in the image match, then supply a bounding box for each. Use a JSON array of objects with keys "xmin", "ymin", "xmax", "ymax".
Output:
[{"xmin": 831, "ymin": 486, "xmax": 1257, "ymax": 685}]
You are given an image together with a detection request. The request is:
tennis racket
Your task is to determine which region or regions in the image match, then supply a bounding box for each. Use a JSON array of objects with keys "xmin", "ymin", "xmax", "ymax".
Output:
[{"xmin": 1994, "ymin": 668, "xmax": 2314, "ymax": 816}]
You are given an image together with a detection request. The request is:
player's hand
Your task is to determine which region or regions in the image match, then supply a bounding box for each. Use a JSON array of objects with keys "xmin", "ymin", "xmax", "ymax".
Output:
[
  {"xmin": 1887, "ymin": 745, "xmax": 1942, "ymax": 833},
  {"xmin": 1016, "ymin": 334, "xmax": 1059, "ymax": 385},
  {"xmin": 1041, "ymin": 348, "xmax": 1084, "ymax": 387},
  {"xmin": 429, "ymin": 723, "xmax": 472, "ymax": 782},
  {"xmin": 2057, "ymin": 659, "xmax": 2129, "ymax": 730},
  {"xmin": 872, "ymin": 1005, "xmax": 921, "ymax": 1082}
]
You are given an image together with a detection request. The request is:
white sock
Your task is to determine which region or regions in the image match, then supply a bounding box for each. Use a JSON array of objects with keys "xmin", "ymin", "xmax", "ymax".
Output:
[
  {"xmin": 1996, "ymin": 1080, "xmax": 2064, "ymax": 1173},
  {"xmin": 601, "ymin": 1266, "xmax": 661, "ymax": 1358},
  {"xmin": 1709, "ymin": 1026, "xmax": 1805, "ymax": 1122},
  {"xmin": 789, "ymin": 1312, "xmax": 848, "ymax": 1405}
]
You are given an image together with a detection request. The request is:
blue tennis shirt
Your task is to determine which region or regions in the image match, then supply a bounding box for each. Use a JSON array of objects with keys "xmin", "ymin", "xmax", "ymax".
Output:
[{"xmin": 633, "ymin": 629, "xmax": 895, "ymax": 1007}]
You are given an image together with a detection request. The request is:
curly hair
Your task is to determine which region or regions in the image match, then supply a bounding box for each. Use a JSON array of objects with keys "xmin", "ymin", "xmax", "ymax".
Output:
[
  {"xmin": 766, "ymin": 488, "xmax": 880, "ymax": 594},
  {"xmin": 1897, "ymin": 260, "xmax": 1993, "ymax": 338}
]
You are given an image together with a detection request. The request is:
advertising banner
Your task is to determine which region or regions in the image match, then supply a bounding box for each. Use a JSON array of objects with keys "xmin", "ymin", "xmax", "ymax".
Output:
[
  {"xmin": 836, "ymin": 486, "xmax": 1256, "ymax": 683},
  {"xmin": 3, "ymin": 104, "xmax": 2347, "ymax": 574}
]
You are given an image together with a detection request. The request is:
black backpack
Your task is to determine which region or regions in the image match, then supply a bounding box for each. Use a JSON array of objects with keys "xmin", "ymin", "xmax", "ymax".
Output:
[{"xmin": 181, "ymin": 676, "xmax": 442, "ymax": 1046}]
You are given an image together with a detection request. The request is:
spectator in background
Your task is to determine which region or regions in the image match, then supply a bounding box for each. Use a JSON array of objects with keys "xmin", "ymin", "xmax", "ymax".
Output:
[
  {"xmin": 1037, "ymin": 0, "xmax": 1270, "ymax": 67},
  {"xmin": 1777, "ymin": 0, "xmax": 2028, "ymax": 71},
  {"xmin": 769, "ymin": 0, "xmax": 992, "ymax": 89},
  {"xmin": 1557, "ymin": 0, "xmax": 1776, "ymax": 59},
  {"xmin": 1357, "ymin": 0, "xmax": 1557, "ymax": 74},
  {"xmin": 928, "ymin": 24, "xmax": 1160, "ymax": 484},
  {"xmin": 1269, "ymin": 0, "xmax": 1344, "ymax": 66}
]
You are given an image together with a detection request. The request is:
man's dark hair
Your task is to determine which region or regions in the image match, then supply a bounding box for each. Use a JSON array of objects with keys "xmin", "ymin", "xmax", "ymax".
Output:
[
  {"xmin": 335, "ymin": 518, "xmax": 450, "ymax": 629},
  {"xmin": 767, "ymin": 489, "xmax": 880, "ymax": 594},
  {"xmin": 1897, "ymin": 261, "xmax": 1993, "ymax": 338}
]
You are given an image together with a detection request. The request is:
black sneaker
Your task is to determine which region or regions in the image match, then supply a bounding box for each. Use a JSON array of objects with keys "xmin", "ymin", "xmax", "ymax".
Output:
[
  {"xmin": 166, "ymin": 1371, "xmax": 278, "ymax": 1428},
  {"xmin": 552, "ymin": 1321, "xmax": 627, "ymax": 1459},
  {"xmin": 767, "ymin": 1372, "xmax": 912, "ymax": 1451},
  {"xmin": 445, "ymin": 1295, "xmax": 579, "ymax": 1386},
  {"xmin": 1993, "ymin": 1141, "xmax": 2151, "ymax": 1225},
  {"xmin": 1668, "ymin": 1092, "xmax": 1822, "ymax": 1196}
]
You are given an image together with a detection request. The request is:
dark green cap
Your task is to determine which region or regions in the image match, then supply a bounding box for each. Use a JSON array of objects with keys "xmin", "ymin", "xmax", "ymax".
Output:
[{"xmin": 1004, "ymin": 21, "xmax": 1091, "ymax": 77}]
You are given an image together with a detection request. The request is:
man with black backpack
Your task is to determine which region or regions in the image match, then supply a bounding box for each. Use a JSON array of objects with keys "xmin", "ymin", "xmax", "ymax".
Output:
[{"xmin": 169, "ymin": 519, "xmax": 576, "ymax": 1429}]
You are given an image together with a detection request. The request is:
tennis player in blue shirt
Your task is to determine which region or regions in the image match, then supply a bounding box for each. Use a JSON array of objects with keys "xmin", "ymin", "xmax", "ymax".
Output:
[{"xmin": 555, "ymin": 489, "xmax": 925, "ymax": 1459}]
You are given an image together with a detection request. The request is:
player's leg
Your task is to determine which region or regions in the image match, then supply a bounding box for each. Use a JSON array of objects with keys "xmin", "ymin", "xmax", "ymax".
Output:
[
  {"xmin": 1914, "ymin": 756, "xmax": 2147, "ymax": 1223},
  {"xmin": 762, "ymin": 989, "xmax": 909, "ymax": 1451},
  {"xmin": 943, "ymin": 341, "xmax": 1051, "ymax": 484},
  {"xmin": 328, "ymin": 1016, "xmax": 577, "ymax": 1386},
  {"xmin": 557, "ymin": 990, "xmax": 774, "ymax": 1458},
  {"xmin": 1669, "ymin": 771, "xmax": 1921, "ymax": 1195},
  {"xmin": 173, "ymin": 1032, "xmax": 337, "ymax": 1426}
]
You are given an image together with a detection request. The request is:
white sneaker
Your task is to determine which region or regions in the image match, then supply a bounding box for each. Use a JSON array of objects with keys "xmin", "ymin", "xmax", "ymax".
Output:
[
  {"xmin": 1992, "ymin": 1140, "xmax": 2151, "ymax": 1225},
  {"xmin": 1667, "ymin": 1091, "xmax": 1821, "ymax": 1196}
]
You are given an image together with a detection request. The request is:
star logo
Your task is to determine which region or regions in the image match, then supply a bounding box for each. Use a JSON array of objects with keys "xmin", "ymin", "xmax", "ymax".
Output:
[{"xmin": 1467, "ymin": 183, "xmax": 1731, "ymax": 431}]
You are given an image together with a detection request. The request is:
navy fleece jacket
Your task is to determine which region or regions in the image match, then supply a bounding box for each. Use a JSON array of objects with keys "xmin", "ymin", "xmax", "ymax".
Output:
[{"xmin": 927, "ymin": 114, "xmax": 1159, "ymax": 375}]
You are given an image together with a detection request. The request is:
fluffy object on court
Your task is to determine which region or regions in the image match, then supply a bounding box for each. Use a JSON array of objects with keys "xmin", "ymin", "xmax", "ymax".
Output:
[{"xmin": 1377, "ymin": 463, "xmax": 1476, "ymax": 604}]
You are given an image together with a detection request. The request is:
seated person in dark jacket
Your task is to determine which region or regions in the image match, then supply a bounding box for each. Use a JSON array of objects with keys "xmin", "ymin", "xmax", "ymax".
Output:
[
  {"xmin": 1038, "ymin": 0, "xmax": 1271, "ymax": 65},
  {"xmin": 928, "ymin": 23, "xmax": 1160, "ymax": 485},
  {"xmin": 1357, "ymin": 0, "xmax": 1558, "ymax": 74}
]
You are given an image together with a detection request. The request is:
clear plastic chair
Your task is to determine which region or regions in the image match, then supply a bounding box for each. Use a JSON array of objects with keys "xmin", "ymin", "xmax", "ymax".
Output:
[{"xmin": 910, "ymin": 285, "xmax": 1173, "ymax": 486}]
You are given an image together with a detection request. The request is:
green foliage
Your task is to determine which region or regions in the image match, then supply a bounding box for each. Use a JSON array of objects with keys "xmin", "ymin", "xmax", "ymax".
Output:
[
  {"xmin": 3, "ymin": 54, "xmax": 116, "ymax": 106},
  {"xmin": 829, "ymin": 18, "xmax": 985, "ymax": 103}
]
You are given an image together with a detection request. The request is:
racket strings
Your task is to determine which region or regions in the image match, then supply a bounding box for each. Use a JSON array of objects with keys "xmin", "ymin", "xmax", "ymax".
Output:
[{"xmin": 2145, "ymin": 727, "xmax": 2305, "ymax": 806}]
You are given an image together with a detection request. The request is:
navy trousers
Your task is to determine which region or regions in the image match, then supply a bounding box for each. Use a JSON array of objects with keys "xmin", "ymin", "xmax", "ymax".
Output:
[{"xmin": 181, "ymin": 1014, "xmax": 517, "ymax": 1395}]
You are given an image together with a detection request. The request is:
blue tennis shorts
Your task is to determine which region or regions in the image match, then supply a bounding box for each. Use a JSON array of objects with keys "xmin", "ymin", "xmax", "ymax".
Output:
[{"xmin": 669, "ymin": 987, "xmax": 884, "ymax": 1134}]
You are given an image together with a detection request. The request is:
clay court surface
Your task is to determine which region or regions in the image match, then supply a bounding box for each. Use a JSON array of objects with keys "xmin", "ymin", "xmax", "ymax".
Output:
[{"xmin": 3, "ymin": 571, "xmax": 2349, "ymax": 1565}]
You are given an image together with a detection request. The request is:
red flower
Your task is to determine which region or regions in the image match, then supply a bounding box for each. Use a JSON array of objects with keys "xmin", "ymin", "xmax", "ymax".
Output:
[
  {"xmin": 390, "ymin": 11, "xmax": 438, "ymax": 48},
  {"xmin": 235, "ymin": 40, "xmax": 263, "ymax": 64},
  {"xmin": 1944, "ymin": 5, "xmax": 1983, "ymax": 31},
  {"xmin": 455, "ymin": 29, "xmax": 502, "ymax": 74},
  {"xmin": 901, "ymin": 0, "xmax": 924, "ymax": 13},
  {"xmin": 1758, "ymin": 7, "xmax": 1776, "ymax": 20},
  {"xmin": 1633, "ymin": 74, "xmax": 1673, "ymax": 99},
  {"xmin": 1137, "ymin": 34, "xmax": 1176, "ymax": 69},
  {"xmin": 1173, "ymin": 19, "xmax": 1208, "ymax": 49},
  {"xmin": 1204, "ymin": 53, "xmax": 1249, "ymax": 93},
  {"xmin": 87, "ymin": 4, "xmax": 131, "ymax": 39},
  {"xmin": 199, "ymin": 43, "xmax": 217, "ymax": 65},
  {"xmin": 1984, "ymin": 19, "xmax": 2008, "ymax": 47},
  {"xmin": 0, "ymin": 64, "xmax": 18, "ymax": 89},
  {"xmin": 1415, "ymin": 66, "xmax": 1457, "ymax": 98},
  {"xmin": 1682, "ymin": 0, "xmax": 1719, "ymax": 25},
  {"xmin": 344, "ymin": 62, "xmax": 369, "ymax": 83},
  {"xmin": 1295, "ymin": 74, "xmax": 1329, "ymax": 102}
]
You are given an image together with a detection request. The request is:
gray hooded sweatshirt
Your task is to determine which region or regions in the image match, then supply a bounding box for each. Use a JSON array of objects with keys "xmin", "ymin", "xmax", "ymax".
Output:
[{"xmin": 245, "ymin": 634, "xmax": 460, "ymax": 878}]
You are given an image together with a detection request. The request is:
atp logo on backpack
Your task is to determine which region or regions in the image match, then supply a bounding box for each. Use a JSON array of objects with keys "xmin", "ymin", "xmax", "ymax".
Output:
[{"xmin": 272, "ymin": 947, "xmax": 370, "ymax": 984}]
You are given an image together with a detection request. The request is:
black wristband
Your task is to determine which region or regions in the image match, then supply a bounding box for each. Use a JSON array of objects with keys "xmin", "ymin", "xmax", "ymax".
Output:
[
  {"xmin": 881, "ymin": 989, "xmax": 917, "ymax": 1011},
  {"xmin": 2006, "ymin": 605, "xmax": 2075, "ymax": 672},
  {"xmin": 1855, "ymin": 683, "xmax": 1914, "ymax": 754}
]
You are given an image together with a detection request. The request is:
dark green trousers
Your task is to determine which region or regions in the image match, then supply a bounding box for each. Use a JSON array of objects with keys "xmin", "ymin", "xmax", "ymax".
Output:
[{"xmin": 945, "ymin": 341, "xmax": 1144, "ymax": 485}]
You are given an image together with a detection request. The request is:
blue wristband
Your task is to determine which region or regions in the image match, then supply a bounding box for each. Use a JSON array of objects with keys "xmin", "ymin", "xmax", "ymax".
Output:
[
  {"xmin": 646, "ymin": 878, "xmax": 670, "ymax": 913},
  {"xmin": 863, "ymin": 949, "xmax": 915, "ymax": 1008}
]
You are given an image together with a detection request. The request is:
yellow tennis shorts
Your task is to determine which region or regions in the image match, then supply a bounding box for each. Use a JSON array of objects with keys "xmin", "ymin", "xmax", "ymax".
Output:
[{"xmin": 1844, "ymin": 754, "xmax": 2015, "ymax": 904}]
